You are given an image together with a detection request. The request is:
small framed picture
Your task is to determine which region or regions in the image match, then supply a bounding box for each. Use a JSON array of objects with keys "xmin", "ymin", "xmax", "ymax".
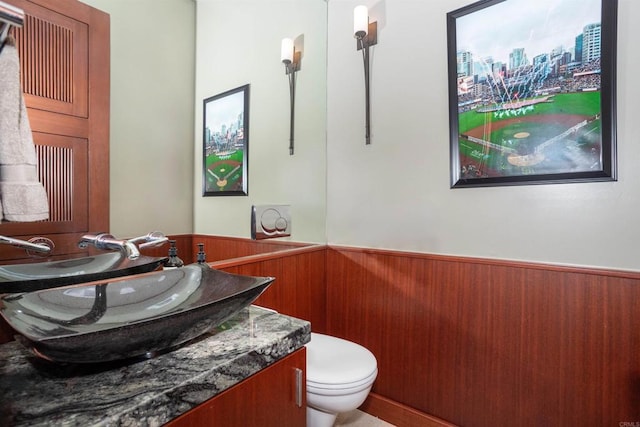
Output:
[
  {"xmin": 202, "ymin": 84, "xmax": 249, "ymax": 196},
  {"xmin": 447, "ymin": 0, "xmax": 617, "ymax": 187}
]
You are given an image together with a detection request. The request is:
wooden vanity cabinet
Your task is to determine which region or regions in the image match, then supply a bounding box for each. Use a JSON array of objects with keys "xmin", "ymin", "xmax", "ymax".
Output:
[{"xmin": 165, "ymin": 348, "xmax": 307, "ymax": 427}]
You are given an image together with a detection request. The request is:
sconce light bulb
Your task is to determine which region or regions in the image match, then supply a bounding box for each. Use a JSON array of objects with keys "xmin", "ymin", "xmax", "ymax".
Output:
[
  {"xmin": 281, "ymin": 38, "xmax": 294, "ymax": 64},
  {"xmin": 354, "ymin": 5, "xmax": 369, "ymax": 38}
]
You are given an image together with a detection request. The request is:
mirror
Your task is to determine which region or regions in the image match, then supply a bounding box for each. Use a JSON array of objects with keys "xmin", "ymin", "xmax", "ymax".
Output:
[{"xmin": 82, "ymin": 0, "xmax": 328, "ymax": 244}]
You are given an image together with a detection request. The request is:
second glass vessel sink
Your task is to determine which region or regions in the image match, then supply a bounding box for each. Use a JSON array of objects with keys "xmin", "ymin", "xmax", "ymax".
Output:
[{"xmin": 0, "ymin": 253, "xmax": 168, "ymax": 293}]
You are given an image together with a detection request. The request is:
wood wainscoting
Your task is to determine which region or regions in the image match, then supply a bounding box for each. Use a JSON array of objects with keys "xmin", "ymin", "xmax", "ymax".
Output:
[
  {"xmin": 192, "ymin": 234, "xmax": 312, "ymax": 263},
  {"xmin": 211, "ymin": 244, "xmax": 328, "ymax": 333},
  {"xmin": 141, "ymin": 234, "xmax": 312, "ymax": 265},
  {"xmin": 326, "ymin": 246, "xmax": 640, "ymax": 427}
]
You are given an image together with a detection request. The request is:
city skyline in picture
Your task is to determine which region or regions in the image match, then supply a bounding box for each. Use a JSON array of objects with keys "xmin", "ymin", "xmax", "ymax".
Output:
[
  {"xmin": 205, "ymin": 90, "xmax": 244, "ymax": 134},
  {"xmin": 456, "ymin": 0, "xmax": 601, "ymax": 71}
]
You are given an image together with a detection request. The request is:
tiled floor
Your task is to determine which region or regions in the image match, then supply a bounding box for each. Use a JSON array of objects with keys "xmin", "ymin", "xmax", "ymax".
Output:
[{"xmin": 334, "ymin": 409, "xmax": 395, "ymax": 426}]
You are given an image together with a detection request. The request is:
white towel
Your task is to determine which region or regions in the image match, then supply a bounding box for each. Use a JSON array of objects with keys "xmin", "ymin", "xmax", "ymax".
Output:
[{"xmin": 0, "ymin": 36, "xmax": 49, "ymax": 222}]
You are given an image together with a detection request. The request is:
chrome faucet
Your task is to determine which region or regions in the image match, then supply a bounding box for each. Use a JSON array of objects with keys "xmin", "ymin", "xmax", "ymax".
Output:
[
  {"xmin": 78, "ymin": 231, "xmax": 168, "ymax": 260},
  {"xmin": 0, "ymin": 235, "xmax": 54, "ymax": 255},
  {"xmin": 78, "ymin": 233, "xmax": 140, "ymax": 259}
]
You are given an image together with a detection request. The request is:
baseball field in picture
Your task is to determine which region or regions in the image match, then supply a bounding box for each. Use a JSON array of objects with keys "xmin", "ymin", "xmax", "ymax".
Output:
[
  {"xmin": 457, "ymin": 91, "xmax": 602, "ymax": 179},
  {"xmin": 447, "ymin": 0, "xmax": 616, "ymax": 187},
  {"xmin": 204, "ymin": 150, "xmax": 245, "ymax": 193}
]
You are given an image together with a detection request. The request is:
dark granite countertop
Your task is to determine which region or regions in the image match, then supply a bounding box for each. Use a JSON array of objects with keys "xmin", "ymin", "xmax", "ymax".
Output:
[{"xmin": 0, "ymin": 305, "xmax": 311, "ymax": 426}]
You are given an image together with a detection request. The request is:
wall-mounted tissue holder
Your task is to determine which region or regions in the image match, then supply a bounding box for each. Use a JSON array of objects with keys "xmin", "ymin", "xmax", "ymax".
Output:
[{"xmin": 251, "ymin": 205, "xmax": 291, "ymax": 240}]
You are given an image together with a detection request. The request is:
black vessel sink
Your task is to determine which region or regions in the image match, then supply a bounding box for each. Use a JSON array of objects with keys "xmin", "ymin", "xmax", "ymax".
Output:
[
  {"xmin": 0, "ymin": 263, "xmax": 274, "ymax": 363},
  {"xmin": 0, "ymin": 253, "xmax": 168, "ymax": 293}
]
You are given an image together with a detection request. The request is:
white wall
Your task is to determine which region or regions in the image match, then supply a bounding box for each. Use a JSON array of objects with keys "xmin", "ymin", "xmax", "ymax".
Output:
[
  {"xmin": 81, "ymin": 0, "xmax": 196, "ymax": 238},
  {"xmin": 326, "ymin": 0, "xmax": 640, "ymax": 271},
  {"xmin": 193, "ymin": 0, "xmax": 327, "ymax": 243},
  {"xmin": 82, "ymin": 0, "xmax": 640, "ymax": 271}
]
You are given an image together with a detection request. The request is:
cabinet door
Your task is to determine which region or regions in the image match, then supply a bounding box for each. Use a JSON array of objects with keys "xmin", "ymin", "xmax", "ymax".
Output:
[
  {"xmin": 166, "ymin": 348, "xmax": 307, "ymax": 427},
  {"xmin": 0, "ymin": 0, "xmax": 109, "ymax": 263}
]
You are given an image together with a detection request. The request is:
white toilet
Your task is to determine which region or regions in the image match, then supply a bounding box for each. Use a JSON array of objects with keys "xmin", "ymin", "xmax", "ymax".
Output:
[{"xmin": 305, "ymin": 332, "xmax": 378, "ymax": 427}]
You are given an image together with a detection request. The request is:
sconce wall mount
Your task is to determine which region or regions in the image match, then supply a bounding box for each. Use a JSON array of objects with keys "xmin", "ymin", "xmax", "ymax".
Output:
[
  {"xmin": 356, "ymin": 21, "xmax": 377, "ymax": 50},
  {"xmin": 281, "ymin": 38, "xmax": 301, "ymax": 155},
  {"xmin": 354, "ymin": 6, "xmax": 377, "ymax": 145}
]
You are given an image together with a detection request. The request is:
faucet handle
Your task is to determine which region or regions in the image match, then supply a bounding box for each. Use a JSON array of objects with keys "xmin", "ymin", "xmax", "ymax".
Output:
[
  {"xmin": 26, "ymin": 237, "xmax": 55, "ymax": 257},
  {"xmin": 128, "ymin": 231, "xmax": 169, "ymax": 249},
  {"xmin": 0, "ymin": 235, "xmax": 54, "ymax": 256}
]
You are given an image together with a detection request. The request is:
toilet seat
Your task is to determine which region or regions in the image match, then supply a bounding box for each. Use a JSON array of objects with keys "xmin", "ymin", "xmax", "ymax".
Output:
[
  {"xmin": 307, "ymin": 368, "xmax": 378, "ymax": 395},
  {"xmin": 305, "ymin": 333, "xmax": 378, "ymax": 394}
]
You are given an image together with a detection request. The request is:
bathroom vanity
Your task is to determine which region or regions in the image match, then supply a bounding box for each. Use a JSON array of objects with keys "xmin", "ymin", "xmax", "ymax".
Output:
[{"xmin": 0, "ymin": 305, "xmax": 310, "ymax": 426}]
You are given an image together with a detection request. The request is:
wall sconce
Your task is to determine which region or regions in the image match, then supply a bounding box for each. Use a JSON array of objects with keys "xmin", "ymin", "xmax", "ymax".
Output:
[
  {"xmin": 281, "ymin": 37, "xmax": 301, "ymax": 155},
  {"xmin": 354, "ymin": 5, "xmax": 377, "ymax": 145}
]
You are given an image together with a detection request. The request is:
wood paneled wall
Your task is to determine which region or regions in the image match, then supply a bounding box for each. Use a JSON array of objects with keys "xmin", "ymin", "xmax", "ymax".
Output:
[
  {"xmin": 193, "ymin": 234, "xmax": 311, "ymax": 262},
  {"xmin": 211, "ymin": 245, "xmax": 327, "ymax": 333},
  {"xmin": 326, "ymin": 246, "xmax": 640, "ymax": 427},
  {"xmin": 141, "ymin": 235, "xmax": 309, "ymax": 264}
]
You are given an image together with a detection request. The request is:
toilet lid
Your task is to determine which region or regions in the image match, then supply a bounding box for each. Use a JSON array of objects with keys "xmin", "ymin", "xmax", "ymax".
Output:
[{"xmin": 305, "ymin": 333, "xmax": 377, "ymax": 387}]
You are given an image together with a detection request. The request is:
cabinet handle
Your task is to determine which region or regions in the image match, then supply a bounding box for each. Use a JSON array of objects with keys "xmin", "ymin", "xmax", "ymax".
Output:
[{"xmin": 294, "ymin": 368, "xmax": 303, "ymax": 408}]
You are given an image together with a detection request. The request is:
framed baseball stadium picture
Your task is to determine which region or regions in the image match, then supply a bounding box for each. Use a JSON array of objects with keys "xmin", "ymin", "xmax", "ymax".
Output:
[
  {"xmin": 203, "ymin": 84, "xmax": 250, "ymax": 196},
  {"xmin": 447, "ymin": 0, "xmax": 617, "ymax": 187}
]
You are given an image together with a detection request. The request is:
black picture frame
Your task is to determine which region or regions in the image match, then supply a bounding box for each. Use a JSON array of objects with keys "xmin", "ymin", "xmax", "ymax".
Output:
[
  {"xmin": 447, "ymin": 0, "xmax": 617, "ymax": 188},
  {"xmin": 203, "ymin": 84, "xmax": 250, "ymax": 196}
]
